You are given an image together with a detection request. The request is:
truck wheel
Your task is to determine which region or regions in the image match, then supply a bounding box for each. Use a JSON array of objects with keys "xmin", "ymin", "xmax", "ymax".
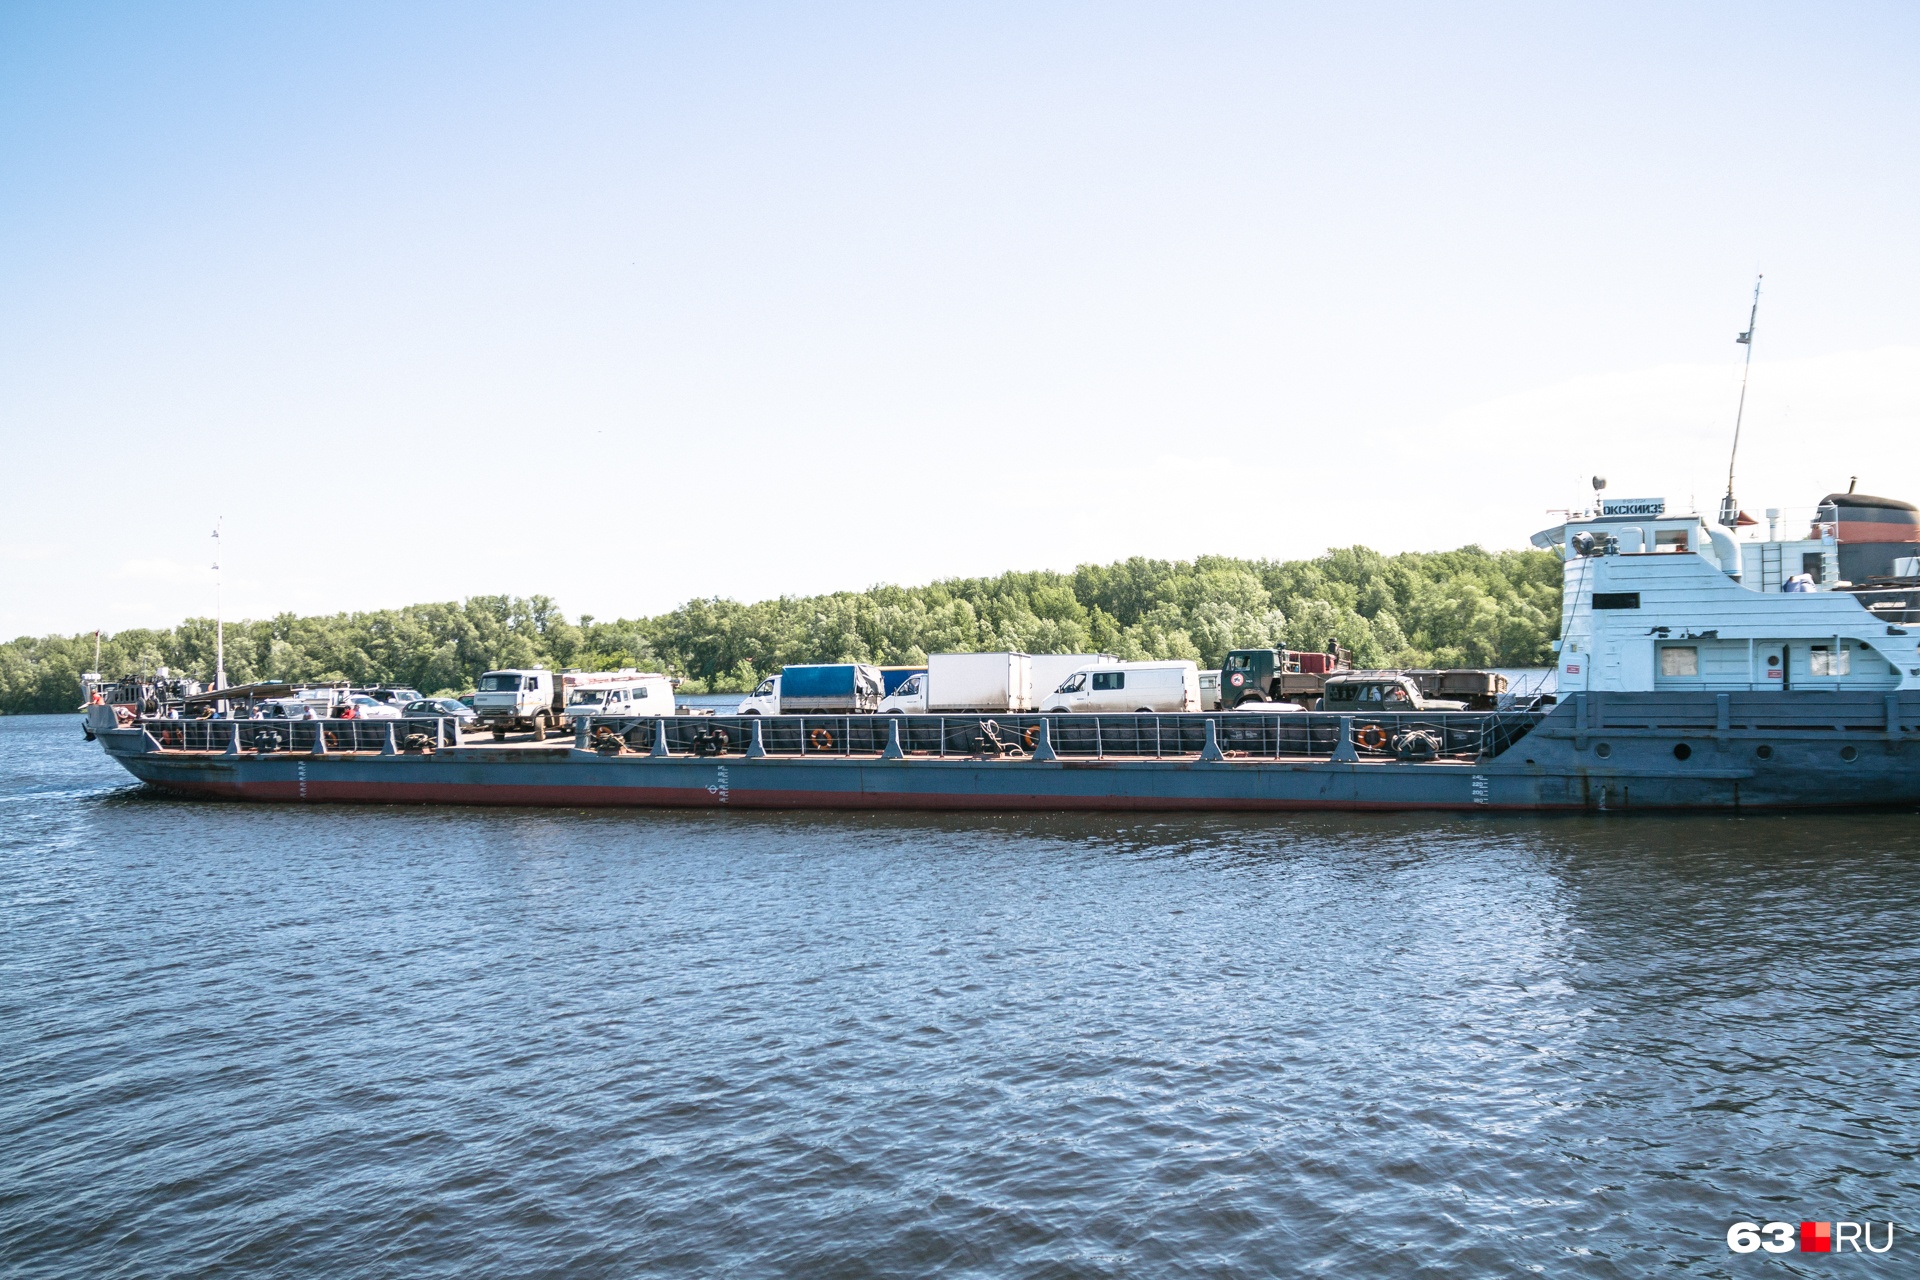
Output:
[
  {"xmin": 491, "ymin": 727, "xmax": 506, "ymax": 741},
  {"xmin": 531, "ymin": 713, "xmax": 548, "ymax": 741},
  {"xmin": 1135, "ymin": 707, "xmax": 1153, "ymax": 713}
]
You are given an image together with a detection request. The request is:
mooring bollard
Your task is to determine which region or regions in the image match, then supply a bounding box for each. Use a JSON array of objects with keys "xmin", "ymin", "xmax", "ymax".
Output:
[
  {"xmin": 746, "ymin": 717, "xmax": 768, "ymax": 759},
  {"xmin": 1031, "ymin": 716, "xmax": 1059, "ymax": 762},
  {"xmin": 1331, "ymin": 716, "xmax": 1360, "ymax": 763},
  {"xmin": 574, "ymin": 716, "xmax": 590, "ymax": 750},
  {"xmin": 310, "ymin": 720, "xmax": 328, "ymax": 755},
  {"xmin": 1200, "ymin": 718, "xmax": 1226, "ymax": 762},
  {"xmin": 651, "ymin": 718, "xmax": 672, "ymax": 758},
  {"xmin": 883, "ymin": 717, "xmax": 905, "ymax": 760},
  {"xmin": 225, "ymin": 722, "xmax": 242, "ymax": 755},
  {"xmin": 381, "ymin": 722, "xmax": 398, "ymax": 755}
]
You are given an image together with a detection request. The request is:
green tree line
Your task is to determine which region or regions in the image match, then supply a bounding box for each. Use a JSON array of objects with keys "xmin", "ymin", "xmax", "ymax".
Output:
[{"xmin": 1, "ymin": 545, "xmax": 1562, "ymax": 714}]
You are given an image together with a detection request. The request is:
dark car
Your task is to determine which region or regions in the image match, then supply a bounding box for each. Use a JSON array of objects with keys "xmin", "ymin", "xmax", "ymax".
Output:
[{"xmin": 403, "ymin": 697, "xmax": 479, "ymax": 726}]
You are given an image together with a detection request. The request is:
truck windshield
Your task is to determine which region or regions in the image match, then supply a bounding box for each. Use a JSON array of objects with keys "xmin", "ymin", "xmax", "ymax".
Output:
[
  {"xmin": 1058, "ymin": 673, "xmax": 1086, "ymax": 693},
  {"xmin": 479, "ymin": 674, "xmax": 521, "ymax": 691},
  {"xmin": 753, "ymin": 680, "xmax": 774, "ymax": 697}
]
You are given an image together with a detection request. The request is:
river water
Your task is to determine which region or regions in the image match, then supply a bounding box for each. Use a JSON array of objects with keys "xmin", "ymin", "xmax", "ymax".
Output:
[{"xmin": 3, "ymin": 713, "xmax": 1914, "ymax": 1276}]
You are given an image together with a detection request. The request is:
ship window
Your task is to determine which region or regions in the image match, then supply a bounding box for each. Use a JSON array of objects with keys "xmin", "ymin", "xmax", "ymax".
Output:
[
  {"xmin": 1660, "ymin": 646, "xmax": 1699, "ymax": 677},
  {"xmin": 1802, "ymin": 553, "xmax": 1824, "ymax": 584},
  {"xmin": 1593, "ymin": 592, "xmax": 1641, "ymax": 610},
  {"xmin": 1655, "ymin": 529, "xmax": 1689, "ymax": 552},
  {"xmin": 1092, "ymin": 671, "xmax": 1125, "ymax": 691},
  {"xmin": 1809, "ymin": 645, "xmax": 1850, "ymax": 676}
]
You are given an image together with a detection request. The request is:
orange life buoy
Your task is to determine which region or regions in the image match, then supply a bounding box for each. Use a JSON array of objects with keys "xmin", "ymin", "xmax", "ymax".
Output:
[
  {"xmin": 324, "ymin": 730, "xmax": 341, "ymax": 750},
  {"xmin": 809, "ymin": 727, "xmax": 834, "ymax": 751},
  {"xmin": 1355, "ymin": 724, "xmax": 1387, "ymax": 752},
  {"xmin": 1023, "ymin": 724, "xmax": 1041, "ymax": 750}
]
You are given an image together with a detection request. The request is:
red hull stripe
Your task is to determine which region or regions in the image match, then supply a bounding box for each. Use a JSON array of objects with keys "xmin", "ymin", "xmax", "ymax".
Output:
[{"xmin": 142, "ymin": 776, "xmax": 1577, "ymax": 812}]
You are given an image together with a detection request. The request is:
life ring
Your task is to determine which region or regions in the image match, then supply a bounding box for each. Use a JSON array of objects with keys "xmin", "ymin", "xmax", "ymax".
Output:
[
  {"xmin": 809, "ymin": 727, "xmax": 834, "ymax": 752},
  {"xmin": 114, "ymin": 706, "xmax": 135, "ymax": 727},
  {"xmin": 1023, "ymin": 724, "xmax": 1041, "ymax": 750},
  {"xmin": 324, "ymin": 730, "xmax": 341, "ymax": 750},
  {"xmin": 1354, "ymin": 724, "xmax": 1387, "ymax": 752}
]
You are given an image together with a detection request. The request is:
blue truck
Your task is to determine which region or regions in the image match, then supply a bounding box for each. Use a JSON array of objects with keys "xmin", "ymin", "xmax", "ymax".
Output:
[{"xmin": 734, "ymin": 663, "xmax": 885, "ymax": 715}]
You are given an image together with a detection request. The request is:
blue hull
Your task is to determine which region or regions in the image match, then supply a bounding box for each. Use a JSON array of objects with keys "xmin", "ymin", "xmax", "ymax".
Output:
[{"xmin": 94, "ymin": 693, "xmax": 1920, "ymax": 812}]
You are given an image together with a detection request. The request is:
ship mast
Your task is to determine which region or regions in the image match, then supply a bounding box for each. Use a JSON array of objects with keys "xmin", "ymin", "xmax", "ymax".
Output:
[
  {"xmin": 1718, "ymin": 275, "xmax": 1762, "ymax": 528},
  {"xmin": 212, "ymin": 518, "xmax": 226, "ymax": 692}
]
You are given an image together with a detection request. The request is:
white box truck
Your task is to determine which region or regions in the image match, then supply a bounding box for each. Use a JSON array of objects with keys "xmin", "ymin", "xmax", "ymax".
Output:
[
  {"xmin": 876, "ymin": 652, "xmax": 1029, "ymax": 714},
  {"xmin": 880, "ymin": 653, "xmax": 1121, "ymax": 714}
]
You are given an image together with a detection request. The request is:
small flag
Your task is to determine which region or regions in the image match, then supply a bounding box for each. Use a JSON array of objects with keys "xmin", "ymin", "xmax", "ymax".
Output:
[
  {"xmin": 1737, "ymin": 330, "xmax": 1753, "ymax": 344},
  {"xmin": 1735, "ymin": 510, "xmax": 1759, "ymax": 527},
  {"xmin": 1801, "ymin": 1222, "xmax": 1832, "ymax": 1252}
]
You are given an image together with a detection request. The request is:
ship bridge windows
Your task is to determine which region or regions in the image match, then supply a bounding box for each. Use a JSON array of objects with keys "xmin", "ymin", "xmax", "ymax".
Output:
[{"xmin": 1655, "ymin": 529, "xmax": 1690, "ymax": 553}]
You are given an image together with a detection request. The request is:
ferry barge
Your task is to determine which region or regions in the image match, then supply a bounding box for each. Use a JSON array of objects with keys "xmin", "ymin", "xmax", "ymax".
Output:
[{"xmin": 84, "ymin": 489, "xmax": 1920, "ymax": 812}]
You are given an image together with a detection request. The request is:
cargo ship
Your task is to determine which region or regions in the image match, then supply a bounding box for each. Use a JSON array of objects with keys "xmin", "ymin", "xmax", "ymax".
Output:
[{"xmin": 84, "ymin": 488, "xmax": 1920, "ymax": 812}]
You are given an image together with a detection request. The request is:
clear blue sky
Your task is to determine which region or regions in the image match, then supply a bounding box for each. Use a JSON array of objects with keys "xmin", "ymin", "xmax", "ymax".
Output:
[{"xmin": 5, "ymin": 3, "xmax": 1918, "ymax": 635}]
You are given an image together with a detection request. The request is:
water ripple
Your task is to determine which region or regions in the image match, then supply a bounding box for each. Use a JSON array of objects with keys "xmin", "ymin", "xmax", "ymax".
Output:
[{"xmin": 2, "ymin": 715, "xmax": 1916, "ymax": 1277}]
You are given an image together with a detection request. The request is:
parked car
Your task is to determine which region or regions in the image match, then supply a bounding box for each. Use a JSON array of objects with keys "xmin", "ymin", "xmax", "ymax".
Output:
[
  {"xmin": 404, "ymin": 697, "xmax": 479, "ymax": 726},
  {"xmin": 1040, "ymin": 661, "xmax": 1200, "ymax": 713},
  {"xmin": 1318, "ymin": 673, "xmax": 1468, "ymax": 713},
  {"xmin": 332, "ymin": 693, "xmax": 403, "ymax": 720},
  {"xmin": 359, "ymin": 686, "xmax": 425, "ymax": 707}
]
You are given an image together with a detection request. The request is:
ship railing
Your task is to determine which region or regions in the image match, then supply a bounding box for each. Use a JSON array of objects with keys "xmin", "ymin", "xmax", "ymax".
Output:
[
  {"xmin": 579, "ymin": 711, "xmax": 1547, "ymax": 762},
  {"xmin": 135, "ymin": 716, "xmax": 463, "ymax": 753}
]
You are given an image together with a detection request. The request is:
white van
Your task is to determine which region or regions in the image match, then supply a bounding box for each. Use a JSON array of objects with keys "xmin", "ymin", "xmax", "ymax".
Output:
[
  {"xmin": 560, "ymin": 670, "xmax": 675, "ymax": 728},
  {"xmin": 1040, "ymin": 660, "xmax": 1201, "ymax": 713}
]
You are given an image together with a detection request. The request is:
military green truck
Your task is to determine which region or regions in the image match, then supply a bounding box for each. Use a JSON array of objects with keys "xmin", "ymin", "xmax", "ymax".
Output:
[
  {"xmin": 1220, "ymin": 646, "xmax": 1507, "ymax": 712},
  {"xmin": 1218, "ymin": 645, "xmax": 1353, "ymax": 709}
]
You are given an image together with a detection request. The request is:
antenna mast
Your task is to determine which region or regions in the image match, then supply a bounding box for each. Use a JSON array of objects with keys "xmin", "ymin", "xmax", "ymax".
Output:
[
  {"xmin": 212, "ymin": 518, "xmax": 226, "ymax": 692},
  {"xmin": 1718, "ymin": 275, "xmax": 1762, "ymax": 528}
]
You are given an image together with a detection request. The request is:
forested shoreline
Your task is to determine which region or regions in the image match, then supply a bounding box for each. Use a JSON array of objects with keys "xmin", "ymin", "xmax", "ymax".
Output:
[{"xmin": 1, "ymin": 545, "xmax": 1561, "ymax": 714}]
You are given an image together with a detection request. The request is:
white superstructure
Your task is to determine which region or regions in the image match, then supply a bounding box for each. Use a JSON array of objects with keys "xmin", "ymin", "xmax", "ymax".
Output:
[{"xmin": 1535, "ymin": 496, "xmax": 1920, "ymax": 694}]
